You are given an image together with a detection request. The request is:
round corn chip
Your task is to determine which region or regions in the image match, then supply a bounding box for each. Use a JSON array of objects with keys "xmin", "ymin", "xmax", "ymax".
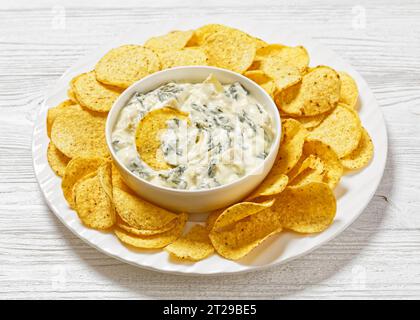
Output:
[
  {"xmin": 277, "ymin": 66, "xmax": 341, "ymax": 116},
  {"xmin": 71, "ymin": 71, "xmax": 122, "ymax": 112},
  {"xmin": 165, "ymin": 225, "xmax": 214, "ymax": 261},
  {"xmin": 243, "ymin": 70, "xmax": 271, "ymax": 84},
  {"xmin": 302, "ymin": 140, "xmax": 343, "ymax": 189},
  {"xmin": 95, "ymin": 45, "xmax": 160, "ymax": 89},
  {"xmin": 47, "ymin": 142, "xmax": 70, "ymax": 177},
  {"xmin": 135, "ymin": 107, "xmax": 189, "ymax": 170},
  {"xmin": 257, "ymin": 45, "xmax": 309, "ymax": 73},
  {"xmin": 212, "ymin": 199, "xmax": 275, "ymax": 231},
  {"xmin": 206, "ymin": 210, "xmax": 222, "ymax": 231},
  {"xmin": 67, "ymin": 88, "xmax": 77, "ymax": 103},
  {"xmin": 308, "ymin": 104, "xmax": 362, "ymax": 158},
  {"xmin": 114, "ymin": 213, "xmax": 187, "ymax": 249},
  {"xmin": 340, "ymin": 127, "xmax": 373, "ymax": 170},
  {"xmin": 118, "ymin": 218, "xmax": 177, "ymax": 236},
  {"xmin": 260, "ymin": 80, "xmax": 277, "ymax": 98},
  {"xmin": 246, "ymin": 173, "xmax": 288, "ymax": 200},
  {"xmin": 74, "ymin": 162, "xmax": 115, "ymax": 230},
  {"xmin": 112, "ymin": 171, "xmax": 178, "ymax": 230},
  {"xmin": 145, "ymin": 30, "xmax": 194, "ymax": 53},
  {"xmin": 209, "ymin": 209, "xmax": 282, "ymax": 260},
  {"xmin": 254, "ymin": 37, "xmax": 268, "ymax": 50},
  {"xmin": 270, "ymin": 119, "xmax": 307, "ymax": 175},
  {"xmin": 283, "ymin": 113, "xmax": 327, "ymax": 129},
  {"xmin": 46, "ymin": 100, "xmax": 76, "ymax": 137},
  {"xmin": 51, "ymin": 105, "xmax": 108, "ymax": 158},
  {"xmin": 61, "ymin": 156, "xmax": 106, "ymax": 208},
  {"xmin": 159, "ymin": 47, "xmax": 208, "ymax": 69},
  {"xmin": 271, "ymin": 182, "xmax": 336, "ymax": 233},
  {"xmin": 288, "ymin": 154, "xmax": 325, "ymax": 186},
  {"xmin": 192, "ymin": 24, "xmax": 237, "ymax": 45},
  {"xmin": 338, "ymin": 71, "xmax": 359, "ymax": 109},
  {"xmin": 202, "ymin": 29, "xmax": 256, "ymax": 73},
  {"xmin": 266, "ymin": 66, "xmax": 302, "ymax": 92}
]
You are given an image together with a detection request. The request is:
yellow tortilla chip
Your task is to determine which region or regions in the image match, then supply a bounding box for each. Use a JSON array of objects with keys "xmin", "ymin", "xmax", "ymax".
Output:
[
  {"xmin": 95, "ymin": 45, "xmax": 160, "ymax": 89},
  {"xmin": 159, "ymin": 47, "xmax": 208, "ymax": 69},
  {"xmin": 135, "ymin": 107, "xmax": 189, "ymax": 170},
  {"xmin": 288, "ymin": 154, "xmax": 325, "ymax": 186},
  {"xmin": 260, "ymin": 80, "xmax": 277, "ymax": 98},
  {"xmin": 257, "ymin": 45, "xmax": 309, "ymax": 73},
  {"xmin": 47, "ymin": 142, "xmax": 70, "ymax": 177},
  {"xmin": 114, "ymin": 213, "xmax": 187, "ymax": 249},
  {"xmin": 270, "ymin": 119, "xmax": 307, "ymax": 175},
  {"xmin": 339, "ymin": 71, "xmax": 358, "ymax": 109},
  {"xmin": 277, "ymin": 66, "xmax": 341, "ymax": 116},
  {"xmin": 192, "ymin": 24, "xmax": 236, "ymax": 45},
  {"xmin": 253, "ymin": 37, "xmax": 268, "ymax": 51},
  {"xmin": 51, "ymin": 104, "xmax": 108, "ymax": 158},
  {"xmin": 46, "ymin": 100, "xmax": 75, "ymax": 138},
  {"xmin": 73, "ymin": 162, "xmax": 115, "ymax": 230},
  {"xmin": 271, "ymin": 182, "xmax": 336, "ymax": 233},
  {"xmin": 71, "ymin": 71, "xmax": 122, "ymax": 112},
  {"xmin": 112, "ymin": 167, "xmax": 178, "ymax": 230},
  {"xmin": 341, "ymin": 127, "xmax": 373, "ymax": 170},
  {"xmin": 206, "ymin": 210, "xmax": 222, "ymax": 231},
  {"xmin": 209, "ymin": 208, "xmax": 282, "ymax": 260},
  {"xmin": 118, "ymin": 217, "xmax": 177, "ymax": 236},
  {"xmin": 302, "ymin": 140, "xmax": 343, "ymax": 189},
  {"xmin": 61, "ymin": 157, "xmax": 106, "ymax": 208},
  {"xmin": 268, "ymin": 66, "xmax": 302, "ymax": 92},
  {"xmin": 284, "ymin": 113, "xmax": 327, "ymax": 129},
  {"xmin": 145, "ymin": 30, "xmax": 194, "ymax": 53},
  {"xmin": 246, "ymin": 173, "xmax": 288, "ymax": 200},
  {"xmin": 67, "ymin": 88, "xmax": 77, "ymax": 102},
  {"xmin": 202, "ymin": 29, "xmax": 256, "ymax": 73},
  {"xmin": 243, "ymin": 70, "xmax": 271, "ymax": 84},
  {"xmin": 308, "ymin": 104, "xmax": 362, "ymax": 158},
  {"xmin": 165, "ymin": 225, "xmax": 214, "ymax": 261},
  {"xmin": 212, "ymin": 199, "xmax": 275, "ymax": 231},
  {"xmin": 203, "ymin": 73, "xmax": 224, "ymax": 92}
]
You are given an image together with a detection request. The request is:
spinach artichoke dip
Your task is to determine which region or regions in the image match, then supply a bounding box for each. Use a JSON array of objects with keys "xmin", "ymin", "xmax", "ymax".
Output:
[{"xmin": 111, "ymin": 75, "xmax": 275, "ymax": 190}]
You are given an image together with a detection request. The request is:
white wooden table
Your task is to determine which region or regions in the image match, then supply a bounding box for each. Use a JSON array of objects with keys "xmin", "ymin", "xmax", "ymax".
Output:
[{"xmin": 1, "ymin": 0, "xmax": 419, "ymax": 299}]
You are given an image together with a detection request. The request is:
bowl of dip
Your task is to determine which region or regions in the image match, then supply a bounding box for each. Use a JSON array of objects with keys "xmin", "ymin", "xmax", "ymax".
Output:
[{"xmin": 106, "ymin": 66, "xmax": 281, "ymax": 213}]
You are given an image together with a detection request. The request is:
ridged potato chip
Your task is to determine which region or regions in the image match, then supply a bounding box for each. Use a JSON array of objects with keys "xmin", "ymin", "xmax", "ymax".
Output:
[
  {"xmin": 308, "ymin": 104, "xmax": 361, "ymax": 158},
  {"xmin": 47, "ymin": 142, "xmax": 70, "ymax": 177},
  {"xmin": 145, "ymin": 30, "xmax": 194, "ymax": 53},
  {"xmin": 159, "ymin": 47, "xmax": 208, "ymax": 69},
  {"xmin": 95, "ymin": 45, "xmax": 160, "ymax": 89},
  {"xmin": 46, "ymin": 100, "xmax": 75, "ymax": 137},
  {"xmin": 71, "ymin": 71, "xmax": 122, "ymax": 112},
  {"xmin": 269, "ymin": 119, "xmax": 307, "ymax": 175},
  {"xmin": 277, "ymin": 66, "xmax": 341, "ymax": 116},
  {"xmin": 51, "ymin": 104, "xmax": 108, "ymax": 158},
  {"xmin": 338, "ymin": 71, "xmax": 359, "ymax": 109},
  {"xmin": 209, "ymin": 208, "xmax": 282, "ymax": 260},
  {"xmin": 288, "ymin": 154, "xmax": 325, "ymax": 186},
  {"xmin": 341, "ymin": 127, "xmax": 373, "ymax": 170},
  {"xmin": 135, "ymin": 107, "xmax": 189, "ymax": 170},
  {"xmin": 74, "ymin": 162, "xmax": 115, "ymax": 230},
  {"xmin": 114, "ymin": 213, "xmax": 187, "ymax": 249},
  {"xmin": 246, "ymin": 173, "xmax": 288, "ymax": 200},
  {"xmin": 165, "ymin": 225, "xmax": 214, "ymax": 261},
  {"xmin": 202, "ymin": 29, "xmax": 256, "ymax": 73},
  {"xmin": 271, "ymin": 182, "xmax": 336, "ymax": 233},
  {"xmin": 212, "ymin": 199, "xmax": 275, "ymax": 230},
  {"xmin": 61, "ymin": 157, "xmax": 106, "ymax": 208},
  {"xmin": 302, "ymin": 140, "xmax": 343, "ymax": 189}
]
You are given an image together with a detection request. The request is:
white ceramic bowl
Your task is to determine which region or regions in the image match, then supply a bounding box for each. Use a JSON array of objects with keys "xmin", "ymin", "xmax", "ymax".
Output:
[{"xmin": 106, "ymin": 66, "xmax": 281, "ymax": 213}]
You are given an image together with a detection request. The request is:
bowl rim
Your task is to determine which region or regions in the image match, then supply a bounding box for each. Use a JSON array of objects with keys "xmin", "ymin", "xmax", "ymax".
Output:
[{"xmin": 105, "ymin": 65, "xmax": 282, "ymax": 195}]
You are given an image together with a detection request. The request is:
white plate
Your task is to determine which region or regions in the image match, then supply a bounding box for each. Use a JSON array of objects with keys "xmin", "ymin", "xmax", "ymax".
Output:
[{"xmin": 32, "ymin": 20, "xmax": 387, "ymax": 275}]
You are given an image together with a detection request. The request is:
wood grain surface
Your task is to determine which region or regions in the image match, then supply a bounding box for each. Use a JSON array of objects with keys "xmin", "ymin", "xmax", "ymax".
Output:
[{"xmin": 0, "ymin": 0, "xmax": 419, "ymax": 299}]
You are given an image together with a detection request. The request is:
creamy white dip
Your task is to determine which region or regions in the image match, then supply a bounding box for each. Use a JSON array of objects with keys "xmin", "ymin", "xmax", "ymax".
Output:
[{"xmin": 112, "ymin": 77, "xmax": 275, "ymax": 190}]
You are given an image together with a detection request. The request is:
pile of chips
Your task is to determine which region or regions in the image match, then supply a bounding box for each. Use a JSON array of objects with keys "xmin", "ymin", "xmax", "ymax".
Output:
[{"xmin": 46, "ymin": 24, "xmax": 374, "ymax": 262}]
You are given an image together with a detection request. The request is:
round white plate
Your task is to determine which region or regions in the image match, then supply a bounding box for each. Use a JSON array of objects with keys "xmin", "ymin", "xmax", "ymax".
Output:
[{"xmin": 32, "ymin": 20, "xmax": 387, "ymax": 275}]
